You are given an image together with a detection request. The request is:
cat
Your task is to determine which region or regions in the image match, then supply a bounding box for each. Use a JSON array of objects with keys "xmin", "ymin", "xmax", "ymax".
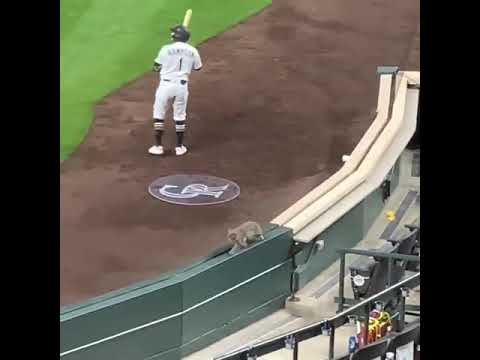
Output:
[{"xmin": 227, "ymin": 221, "xmax": 265, "ymax": 255}]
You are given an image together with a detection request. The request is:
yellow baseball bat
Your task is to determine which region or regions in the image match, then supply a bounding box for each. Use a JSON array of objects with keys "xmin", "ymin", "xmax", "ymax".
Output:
[{"xmin": 183, "ymin": 9, "xmax": 192, "ymax": 28}]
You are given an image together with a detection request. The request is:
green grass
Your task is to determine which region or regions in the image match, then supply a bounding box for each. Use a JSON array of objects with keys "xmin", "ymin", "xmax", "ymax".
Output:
[{"xmin": 61, "ymin": 0, "xmax": 271, "ymax": 161}]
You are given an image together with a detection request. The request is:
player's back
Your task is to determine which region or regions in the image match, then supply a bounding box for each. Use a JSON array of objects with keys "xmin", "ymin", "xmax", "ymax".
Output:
[{"xmin": 157, "ymin": 42, "xmax": 201, "ymax": 81}]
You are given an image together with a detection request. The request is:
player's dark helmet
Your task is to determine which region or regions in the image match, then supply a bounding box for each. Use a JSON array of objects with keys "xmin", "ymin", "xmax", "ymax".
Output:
[{"xmin": 170, "ymin": 25, "xmax": 190, "ymax": 42}]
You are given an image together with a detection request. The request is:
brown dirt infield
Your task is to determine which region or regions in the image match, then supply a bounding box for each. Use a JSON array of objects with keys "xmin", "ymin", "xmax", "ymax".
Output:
[{"xmin": 60, "ymin": 0, "xmax": 419, "ymax": 306}]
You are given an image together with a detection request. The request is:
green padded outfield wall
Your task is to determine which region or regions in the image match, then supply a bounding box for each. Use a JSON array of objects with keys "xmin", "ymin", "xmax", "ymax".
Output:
[
  {"xmin": 60, "ymin": 225, "xmax": 293, "ymax": 360},
  {"xmin": 60, "ymin": 161, "xmax": 401, "ymax": 360}
]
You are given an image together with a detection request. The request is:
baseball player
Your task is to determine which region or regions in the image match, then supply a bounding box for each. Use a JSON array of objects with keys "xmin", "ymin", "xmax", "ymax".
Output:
[{"xmin": 149, "ymin": 25, "xmax": 203, "ymax": 156}]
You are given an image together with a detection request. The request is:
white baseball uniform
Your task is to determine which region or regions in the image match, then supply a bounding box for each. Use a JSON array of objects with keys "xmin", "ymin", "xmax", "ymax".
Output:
[{"xmin": 153, "ymin": 42, "xmax": 202, "ymax": 123}]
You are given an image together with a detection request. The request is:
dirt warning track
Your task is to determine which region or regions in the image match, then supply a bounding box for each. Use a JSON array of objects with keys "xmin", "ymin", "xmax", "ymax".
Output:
[{"xmin": 60, "ymin": 0, "xmax": 420, "ymax": 306}]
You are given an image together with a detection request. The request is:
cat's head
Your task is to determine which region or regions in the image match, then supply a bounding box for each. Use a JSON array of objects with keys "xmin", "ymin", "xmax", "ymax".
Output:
[{"xmin": 227, "ymin": 229, "xmax": 238, "ymax": 243}]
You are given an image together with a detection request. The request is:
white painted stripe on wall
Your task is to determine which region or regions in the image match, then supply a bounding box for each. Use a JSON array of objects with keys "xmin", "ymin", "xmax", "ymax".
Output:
[{"xmin": 60, "ymin": 261, "xmax": 287, "ymax": 357}]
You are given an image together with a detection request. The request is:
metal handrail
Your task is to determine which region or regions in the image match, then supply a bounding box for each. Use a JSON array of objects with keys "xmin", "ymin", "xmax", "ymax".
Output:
[
  {"xmin": 214, "ymin": 272, "xmax": 420, "ymax": 360},
  {"xmin": 336, "ymin": 247, "xmax": 420, "ymax": 313}
]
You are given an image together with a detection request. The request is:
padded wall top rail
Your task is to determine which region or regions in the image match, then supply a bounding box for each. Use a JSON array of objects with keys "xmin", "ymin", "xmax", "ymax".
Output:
[
  {"xmin": 272, "ymin": 69, "xmax": 420, "ymax": 243},
  {"xmin": 272, "ymin": 73, "xmax": 394, "ymax": 226}
]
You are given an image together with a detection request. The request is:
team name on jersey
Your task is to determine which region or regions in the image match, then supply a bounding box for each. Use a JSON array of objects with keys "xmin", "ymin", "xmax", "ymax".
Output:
[{"xmin": 167, "ymin": 48, "xmax": 195, "ymax": 58}]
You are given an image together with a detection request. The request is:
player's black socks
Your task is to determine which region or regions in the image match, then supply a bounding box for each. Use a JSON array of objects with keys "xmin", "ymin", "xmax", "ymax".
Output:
[
  {"xmin": 155, "ymin": 130, "xmax": 163, "ymax": 146},
  {"xmin": 176, "ymin": 132, "xmax": 184, "ymax": 147}
]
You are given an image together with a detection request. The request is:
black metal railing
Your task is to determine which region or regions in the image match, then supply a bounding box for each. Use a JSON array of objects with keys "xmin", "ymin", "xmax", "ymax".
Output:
[
  {"xmin": 336, "ymin": 248, "xmax": 420, "ymax": 313},
  {"xmin": 214, "ymin": 272, "xmax": 420, "ymax": 360}
]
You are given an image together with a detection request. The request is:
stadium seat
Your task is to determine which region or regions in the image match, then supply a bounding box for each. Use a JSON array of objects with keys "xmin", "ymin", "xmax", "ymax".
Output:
[
  {"xmin": 349, "ymin": 220, "xmax": 420, "ymax": 301},
  {"xmin": 349, "ymin": 242, "xmax": 400, "ymax": 299},
  {"xmin": 387, "ymin": 228, "xmax": 418, "ymax": 273}
]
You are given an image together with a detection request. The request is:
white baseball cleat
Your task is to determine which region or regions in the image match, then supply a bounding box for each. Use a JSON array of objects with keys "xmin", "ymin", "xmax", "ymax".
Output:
[
  {"xmin": 175, "ymin": 145, "xmax": 188, "ymax": 156},
  {"xmin": 148, "ymin": 145, "xmax": 164, "ymax": 155}
]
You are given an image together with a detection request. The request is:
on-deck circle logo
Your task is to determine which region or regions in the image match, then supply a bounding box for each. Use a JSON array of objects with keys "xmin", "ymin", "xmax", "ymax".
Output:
[{"xmin": 148, "ymin": 174, "xmax": 240, "ymax": 205}]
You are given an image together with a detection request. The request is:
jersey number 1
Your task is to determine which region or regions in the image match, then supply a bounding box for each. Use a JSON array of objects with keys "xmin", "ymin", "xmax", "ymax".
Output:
[{"xmin": 179, "ymin": 58, "xmax": 183, "ymax": 71}]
